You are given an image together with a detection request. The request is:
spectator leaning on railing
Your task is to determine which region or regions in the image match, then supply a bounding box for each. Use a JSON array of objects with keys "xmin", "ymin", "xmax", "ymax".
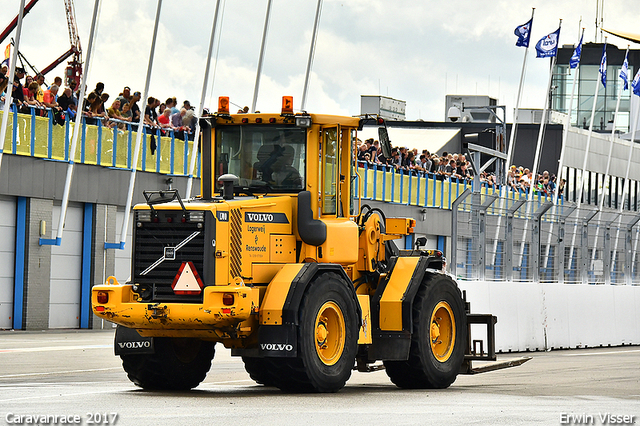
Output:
[
  {"xmin": 43, "ymin": 84, "xmax": 65, "ymax": 125},
  {"xmin": 7, "ymin": 77, "xmax": 206, "ymax": 156}
]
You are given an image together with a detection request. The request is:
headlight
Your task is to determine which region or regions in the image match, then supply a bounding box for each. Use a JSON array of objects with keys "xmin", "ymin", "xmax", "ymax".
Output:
[{"xmin": 295, "ymin": 116, "xmax": 312, "ymax": 128}]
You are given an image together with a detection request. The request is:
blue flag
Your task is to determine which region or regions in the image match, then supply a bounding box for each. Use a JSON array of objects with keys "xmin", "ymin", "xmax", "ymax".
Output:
[
  {"xmin": 515, "ymin": 18, "xmax": 533, "ymax": 47},
  {"xmin": 569, "ymin": 33, "xmax": 583, "ymax": 69},
  {"xmin": 632, "ymin": 69, "xmax": 640, "ymax": 97},
  {"xmin": 599, "ymin": 43, "xmax": 607, "ymax": 87},
  {"xmin": 535, "ymin": 28, "xmax": 561, "ymax": 58},
  {"xmin": 619, "ymin": 52, "xmax": 629, "ymax": 91}
]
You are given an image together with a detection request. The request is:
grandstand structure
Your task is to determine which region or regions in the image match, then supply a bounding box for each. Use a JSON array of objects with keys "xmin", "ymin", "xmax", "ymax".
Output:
[{"xmin": 0, "ymin": 106, "xmax": 199, "ymax": 330}]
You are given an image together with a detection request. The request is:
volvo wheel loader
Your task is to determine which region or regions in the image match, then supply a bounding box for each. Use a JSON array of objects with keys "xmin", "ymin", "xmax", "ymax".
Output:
[{"xmin": 92, "ymin": 96, "xmax": 527, "ymax": 392}]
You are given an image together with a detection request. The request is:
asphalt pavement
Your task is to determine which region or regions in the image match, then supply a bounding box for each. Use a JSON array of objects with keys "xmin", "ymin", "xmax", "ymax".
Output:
[{"xmin": 0, "ymin": 329, "xmax": 638, "ymax": 426}]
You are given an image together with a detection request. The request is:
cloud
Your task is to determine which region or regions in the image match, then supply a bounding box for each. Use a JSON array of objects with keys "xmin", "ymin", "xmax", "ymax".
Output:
[{"xmin": 0, "ymin": 0, "xmax": 636, "ymax": 123}]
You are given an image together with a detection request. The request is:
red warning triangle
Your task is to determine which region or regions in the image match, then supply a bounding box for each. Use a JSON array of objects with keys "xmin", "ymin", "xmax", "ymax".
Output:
[{"xmin": 172, "ymin": 261, "xmax": 204, "ymax": 295}]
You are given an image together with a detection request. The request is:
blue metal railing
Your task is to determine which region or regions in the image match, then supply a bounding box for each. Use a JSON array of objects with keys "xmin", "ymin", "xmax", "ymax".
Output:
[
  {"xmin": 0, "ymin": 104, "xmax": 199, "ymax": 178},
  {"xmin": 354, "ymin": 161, "xmax": 562, "ymax": 210},
  {"xmin": 1, "ymin": 105, "xmax": 571, "ymax": 211}
]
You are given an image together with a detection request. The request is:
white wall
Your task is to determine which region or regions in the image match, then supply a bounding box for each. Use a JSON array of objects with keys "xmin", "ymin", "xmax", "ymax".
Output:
[
  {"xmin": 49, "ymin": 203, "xmax": 83, "ymax": 328},
  {"xmin": 0, "ymin": 196, "xmax": 16, "ymax": 329},
  {"xmin": 459, "ymin": 280, "xmax": 640, "ymax": 352}
]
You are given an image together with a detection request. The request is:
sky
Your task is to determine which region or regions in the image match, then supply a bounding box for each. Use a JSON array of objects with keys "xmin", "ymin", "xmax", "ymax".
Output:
[{"xmin": 1, "ymin": 0, "xmax": 637, "ymax": 122}]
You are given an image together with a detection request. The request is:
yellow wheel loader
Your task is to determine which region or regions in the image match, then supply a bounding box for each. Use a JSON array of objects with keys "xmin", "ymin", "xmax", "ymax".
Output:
[{"xmin": 92, "ymin": 96, "xmax": 527, "ymax": 392}]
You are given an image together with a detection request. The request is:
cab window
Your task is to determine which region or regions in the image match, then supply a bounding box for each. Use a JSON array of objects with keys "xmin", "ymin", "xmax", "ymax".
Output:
[{"xmin": 215, "ymin": 125, "xmax": 306, "ymax": 193}]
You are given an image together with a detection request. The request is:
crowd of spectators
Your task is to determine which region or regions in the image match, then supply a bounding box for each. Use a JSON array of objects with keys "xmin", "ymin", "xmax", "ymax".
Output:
[
  {"xmin": 357, "ymin": 137, "xmax": 474, "ymax": 182},
  {"xmin": 356, "ymin": 137, "xmax": 565, "ymax": 196},
  {"xmin": 504, "ymin": 165, "xmax": 563, "ymax": 196},
  {"xmin": 0, "ymin": 65, "xmax": 567, "ymax": 196},
  {"xmin": 0, "ymin": 64, "xmax": 196, "ymax": 140}
]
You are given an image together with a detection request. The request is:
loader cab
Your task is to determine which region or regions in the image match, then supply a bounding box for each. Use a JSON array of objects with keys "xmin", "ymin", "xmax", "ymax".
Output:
[{"xmin": 203, "ymin": 96, "xmax": 361, "ymax": 219}]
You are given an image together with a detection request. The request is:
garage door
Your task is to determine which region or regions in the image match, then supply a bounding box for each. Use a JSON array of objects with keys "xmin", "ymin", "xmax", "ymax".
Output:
[
  {"xmin": 49, "ymin": 202, "xmax": 83, "ymax": 328},
  {"xmin": 0, "ymin": 196, "xmax": 16, "ymax": 329}
]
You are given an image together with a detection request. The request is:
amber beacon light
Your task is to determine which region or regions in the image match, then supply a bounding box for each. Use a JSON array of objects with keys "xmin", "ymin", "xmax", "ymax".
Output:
[
  {"xmin": 218, "ymin": 96, "xmax": 230, "ymax": 114},
  {"xmin": 281, "ymin": 96, "xmax": 293, "ymax": 114}
]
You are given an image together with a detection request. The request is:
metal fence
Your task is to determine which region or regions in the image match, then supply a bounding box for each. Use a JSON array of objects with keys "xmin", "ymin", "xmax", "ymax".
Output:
[
  {"xmin": 355, "ymin": 162, "xmax": 561, "ymax": 210},
  {"xmin": 452, "ymin": 188, "xmax": 640, "ymax": 285}
]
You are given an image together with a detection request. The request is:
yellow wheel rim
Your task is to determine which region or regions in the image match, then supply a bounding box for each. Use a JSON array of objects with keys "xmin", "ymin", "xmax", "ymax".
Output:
[
  {"xmin": 314, "ymin": 301, "xmax": 346, "ymax": 366},
  {"xmin": 430, "ymin": 301, "xmax": 456, "ymax": 362}
]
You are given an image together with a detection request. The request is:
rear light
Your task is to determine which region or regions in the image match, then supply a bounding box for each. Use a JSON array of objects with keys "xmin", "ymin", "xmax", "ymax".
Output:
[
  {"xmin": 97, "ymin": 291, "xmax": 109, "ymax": 304},
  {"xmin": 167, "ymin": 217, "xmax": 173, "ymax": 223},
  {"xmin": 218, "ymin": 96, "xmax": 230, "ymax": 114},
  {"xmin": 95, "ymin": 306, "xmax": 105, "ymax": 312},
  {"xmin": 255, "ymin": 118, "xmax": 262, "ymax": 123},
  {"xmin": 377, "ymin": 117, "xmax": 384, "ymax": 125},
  {"xmin": 269, "ymin": 117, "xmax": 276, "ymax": 123},
  {"xmin": 136, "ymin": 211, "xmax": 152, "ymax": 222},
  {"xmin": 223, "ymin": 293, "xmax": 234, "ymax": 306},
  {"xmin": 242, "ymin": 117, "xmax": 248, "ymax": 123},
  {"xmin": 281, "ymin": 96, "xmax": 293, "ymax": 114}
]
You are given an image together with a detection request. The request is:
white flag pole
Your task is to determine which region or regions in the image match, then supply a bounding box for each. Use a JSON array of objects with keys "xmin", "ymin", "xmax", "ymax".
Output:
[
  {"xmin": 493, "ymin": 9, "xmax": 535, "ymax": 274},
  {"xmin": 618, "ymin": 91, "xmax": 640, "ymax": 212},
  {"xmin": 518, "ymin": 20, "xmax": 561, "ymax": 269},
  {"xmin": 301, "ymin": 0, "xmax": 322, "ymax": 112},
  {"xmin": 43, "ymin": 0, "xmax": 102, "ymax": 246},
  {"xmin": 504, "ymin": 8, "xmax": 535, "ymax": 186},
  {"xmin": 0, "ymin": 0, "xmax": 26, "ymax": 174},
  {"xmin": 252, "ymin": 0, "xmax": 272, "ymax": 113},
  {"xmin": 528, "ymin": 20, "xmax": 562, "ymax": 202},
  {"xmin": 108, "ymin": 0, "xmax": 163, "ymax": 250},
  {"xmin": 575, "ymin": 37, "xmax": 606, "ymax": 211},
  {"xmin": 567, "ymin": 37, "xmax": 607, "ymax": 265},
  {"xmin": 543, "ymin": 26, "xmax": 584, "ymax": 275},
  {"xmin": 553, "ymin": 27, "xmax": 584, "ymax": 206},
  {"xmin": 185, "ymin": 0, "xmax": 221, "ymax": 199},
  {"xmin": 589, "ymin": 46, "xmax": 629, "ymax": 271},
  {"xmin": 599, "ymin": 45, "xmax": 629, "ymax": 211}
]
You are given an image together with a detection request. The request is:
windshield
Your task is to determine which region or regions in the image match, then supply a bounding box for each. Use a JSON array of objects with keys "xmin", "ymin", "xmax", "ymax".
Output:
[{"xmin": 215, "ymin": 124, "xmax": 306, "ymax": 193}]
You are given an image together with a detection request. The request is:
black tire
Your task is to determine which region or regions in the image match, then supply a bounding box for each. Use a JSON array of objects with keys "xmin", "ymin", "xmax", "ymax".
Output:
[
  {"xmin": 242, "ymin": 357, "xmax": 277, "ymax": 386},
  {"xmin": 121, "ymin": 337, "xmax": 215, "ymax": 390},
  {"xmin": 384, "ymin": 273, "xmax": 466, "ymax": 389},
  {"xmin": 274, "ymin": 272, "xmax": 359, "ymax": 393}
]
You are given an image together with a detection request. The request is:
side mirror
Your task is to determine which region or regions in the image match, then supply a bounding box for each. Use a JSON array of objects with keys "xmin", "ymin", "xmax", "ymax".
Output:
[
  {"xmin": 378, "ymin": 127, "xmax": 392, "ymax": 160},
  {"xmin": 415, "ymin": 236, "xmax": 428, "ymax": 249}
]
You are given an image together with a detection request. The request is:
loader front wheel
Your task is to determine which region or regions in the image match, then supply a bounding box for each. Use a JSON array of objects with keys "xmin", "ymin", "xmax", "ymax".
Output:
[
  {"xmin": 384, "ymin": 274, "xmax": 466, "ymax": 389},
  {"xmin": 276, "ymin": 272, "xmax": 359, "ymax": 393},
  {"xmin": 121, "ymin": 337, "xmax": 215, "ymax": 390}
]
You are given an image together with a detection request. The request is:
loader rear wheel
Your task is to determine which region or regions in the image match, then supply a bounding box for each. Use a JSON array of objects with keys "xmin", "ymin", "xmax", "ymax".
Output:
[
  {"xmin": 242, "ymin": 357, "xmax": 277, "ymax": 386},
  {"xmin": 121, "ymin": 337, "xmax": 215, "ymax": 390},
  {"xmin": 274, "ymin": 272, "xmax": 359, "ymax": 393},
  {"xmin": 384, "ymin": 274, "xmax": 466, "ymax": 389}
]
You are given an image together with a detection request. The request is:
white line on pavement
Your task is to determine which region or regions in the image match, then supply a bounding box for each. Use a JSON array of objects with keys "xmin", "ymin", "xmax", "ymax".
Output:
[
  {"xmin": 0, "ymin": 367, "xmax": 121, "ymax": 378},
  {"xmin": 0, "ymin": 345, "xmax": 111, "ymax": 354},
  {"xmin": 561, "ymin": 349, "xmax": 640, "ymax": 356}
]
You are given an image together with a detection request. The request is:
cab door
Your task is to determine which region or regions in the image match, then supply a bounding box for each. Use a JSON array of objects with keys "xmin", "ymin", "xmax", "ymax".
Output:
[{"xmin": 320, "ymin": 126, "xmax": 340, "ymax": 217}]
